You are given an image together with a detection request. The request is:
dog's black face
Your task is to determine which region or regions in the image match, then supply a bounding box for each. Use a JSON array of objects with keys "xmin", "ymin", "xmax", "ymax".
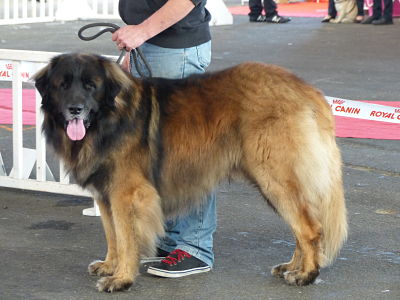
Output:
[{"xmin": 34, "ymin": 53, "xmax": 121, "ymax": 141}]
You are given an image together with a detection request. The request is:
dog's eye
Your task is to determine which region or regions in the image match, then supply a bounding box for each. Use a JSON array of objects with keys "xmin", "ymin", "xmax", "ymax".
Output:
[
  {"xmin": 84, "ymin": 81, "xmax": 96, "ymax": 91},
  {"xmin": 60, "ymin": 82, "xmax": 69, "ymax": 90}
]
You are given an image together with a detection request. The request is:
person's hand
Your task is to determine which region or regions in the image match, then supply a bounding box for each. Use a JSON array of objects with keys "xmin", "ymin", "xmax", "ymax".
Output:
[{"xmin": 111, "ymin": 25, "xmax": 148, "ymax": 51}]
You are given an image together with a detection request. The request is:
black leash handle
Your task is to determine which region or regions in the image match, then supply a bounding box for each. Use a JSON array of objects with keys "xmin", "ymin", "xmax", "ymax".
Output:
[
  {"xmin": 78, "ymin": 22, "xmax": 120, "ymax": 41},
  {"xmin": 78, "ymin": 22, "xmax": 152, "ymax": 77}
]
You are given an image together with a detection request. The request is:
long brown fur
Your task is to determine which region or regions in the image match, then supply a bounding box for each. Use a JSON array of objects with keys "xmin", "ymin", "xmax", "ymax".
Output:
[{"xmin": 34, "ymin": 53, "xmax": 347, "ymax": 292}]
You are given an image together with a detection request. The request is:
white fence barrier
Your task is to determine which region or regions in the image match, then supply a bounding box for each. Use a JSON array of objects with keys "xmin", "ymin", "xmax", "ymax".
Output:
[
  {"xmin": 1, "ymin": 0, "xmax": 232, "ymax": 25},
  {"xmin": 55, "ymin": 0, "xmax": 119, "ymax": 21},
  {"xmin": 0, "ymin": 0, "xmax": 58, "ymax": 25},
  {"xmin": 0, "ymin": 0, "xmax": 120, "ymax": 25},
  {"xmin": 0, "ymin": 49, "xmax": 96, "ymax": 212}
]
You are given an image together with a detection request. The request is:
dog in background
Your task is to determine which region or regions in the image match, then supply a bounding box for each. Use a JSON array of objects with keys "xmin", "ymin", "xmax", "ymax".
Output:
[
  {"xmin": 34, "ymin": 53, "xmax": 347, "ymax": 293},
  {"xmin": 330, "ymin": 0, "xmax": 358, "ymax": 23}
]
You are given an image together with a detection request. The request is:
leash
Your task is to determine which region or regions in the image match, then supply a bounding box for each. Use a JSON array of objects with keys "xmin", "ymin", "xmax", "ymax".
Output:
[{"xmin": 78, "ymin": 22, "xmax": 152, "ymax": 77}]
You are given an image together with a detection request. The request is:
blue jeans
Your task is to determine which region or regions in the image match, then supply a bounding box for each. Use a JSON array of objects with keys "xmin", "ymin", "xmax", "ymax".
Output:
[{"xmin": 130, "ymin": 41, "xmax": 216, "ymax": 267}]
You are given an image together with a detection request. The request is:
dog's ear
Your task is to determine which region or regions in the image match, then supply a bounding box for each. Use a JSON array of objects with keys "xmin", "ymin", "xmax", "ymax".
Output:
[
  {"xmin": 33, "ymin": 55, "xmax": 62, "ymax": 103},
  {"xmin": 33, "ymin": 64, "xmax": 50, "ymax": 98},
  {"xmin": 105, "ymin": 71, "xmax": 122, "ymax": 102},
  {"xmin": 100, "ymin": 57, "xmax": 132, "ymax": 105},
  {"xmin": 33, "ymin": 64, "xmax": 54, "ymax": 109}
]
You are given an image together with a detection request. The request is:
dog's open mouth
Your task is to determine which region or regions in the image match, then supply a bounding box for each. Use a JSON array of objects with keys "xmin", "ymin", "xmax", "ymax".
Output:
[{"xmin": 66, "ymin": 118, "xmax": 86, "ymax": 141}]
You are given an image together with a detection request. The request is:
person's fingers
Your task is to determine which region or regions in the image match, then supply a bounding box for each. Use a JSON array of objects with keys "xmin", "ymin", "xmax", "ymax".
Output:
[
  {"xmin": 111, "ymin": 31, "xmax": 118, "ymax": 41},
  {"xmin": 118, "ymin": 43, "xmax": 126, "ymax": 50},
  {"xmin": 121, "ymin": 54, "xmax": 130, "ymax": 72}
]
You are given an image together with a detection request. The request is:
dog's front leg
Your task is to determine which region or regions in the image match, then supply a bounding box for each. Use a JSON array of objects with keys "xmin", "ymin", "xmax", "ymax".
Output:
[
  {"xmin": 88, "ymin": 199, "xmax": 117, "ymax": 277},
  {"xmin": 96, "ymin": 181, "xmax": 164, "ymax": 292},
  {"xmin": 95, "ymin": 192, "xmax": 139, "ymax": 292}
]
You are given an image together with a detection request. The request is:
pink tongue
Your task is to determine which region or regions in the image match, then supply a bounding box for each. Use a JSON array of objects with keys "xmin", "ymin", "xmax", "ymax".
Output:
[{"xmin": 66, "ymin": 119, "xmax": 86, "ymax": 141}]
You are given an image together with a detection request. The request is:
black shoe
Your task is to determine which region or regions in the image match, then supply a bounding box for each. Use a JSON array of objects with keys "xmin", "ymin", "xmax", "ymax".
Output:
[
  {"xmin": 266, "ymin": 14, "xmax": 291, "ymax": 24},
  {"xmin": 147, "ymin": 249, "xmax": 211, "ymax": 278},
  {"xmin": 250, "ymin": 14, "xmax": 267, "ymax": 22},
  {"xmin": 321, "ymin": 15, "xmax": 333, "ymax": 23},
  {"xmin": 372, "ymin": 17, "xmax": 393, "ymax": 25},
  {"xmin": 140, "ymin": 248, "xmax": 169, "ymax": 263},
  {"xmin": 156, "ymin": 248, "xmax": 170, "ymax": 257},
  {"xmin": 361, "ymin": 16, "xmax": 378, "ymax": 24}
]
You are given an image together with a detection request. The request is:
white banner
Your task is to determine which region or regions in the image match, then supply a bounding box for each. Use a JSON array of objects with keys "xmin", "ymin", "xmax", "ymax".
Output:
[
  {"xmin": 325, "ymin": 96, "xmax": 400, "ymax": 124},
  {"xmin": 0, "ymin": 60, "xmax": 45, "ymax": 82}
]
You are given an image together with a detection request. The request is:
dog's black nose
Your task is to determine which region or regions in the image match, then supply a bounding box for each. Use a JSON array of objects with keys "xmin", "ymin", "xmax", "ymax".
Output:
[{"xmin": 68, "ymin": 105, "xmax": 84, "ymax": 115}]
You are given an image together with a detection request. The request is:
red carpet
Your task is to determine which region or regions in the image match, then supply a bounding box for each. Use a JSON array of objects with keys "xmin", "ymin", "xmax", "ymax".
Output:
[
  {"xmin": 0, "ymin": 89, "xmax": 36, "ymax": 125},
  {"xmin": 0, "ymin": 89, "xmax": 399, "ymax": 140},
  {"xmin": 229, "ymin": 3, "xmax": 328, "ymax": 18}
]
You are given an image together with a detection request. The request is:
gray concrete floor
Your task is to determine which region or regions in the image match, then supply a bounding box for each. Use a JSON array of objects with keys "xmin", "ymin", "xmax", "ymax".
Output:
[{"xmin": 0, "ymin": 7, "xmax": 399, "ymax": 300}]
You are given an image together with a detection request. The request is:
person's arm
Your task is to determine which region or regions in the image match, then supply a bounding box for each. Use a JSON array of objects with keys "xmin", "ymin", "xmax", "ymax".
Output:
[{"xmin": 112, "ymin": 0, "xmax": 196, "ymax": 51}]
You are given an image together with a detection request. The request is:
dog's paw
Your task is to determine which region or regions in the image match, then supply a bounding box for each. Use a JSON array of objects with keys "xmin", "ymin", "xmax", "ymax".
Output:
[
  {"xmin": 341, "ymin": 19, "xmax": 354, "ymax": 23},
  {"xmin": 88, "ymin": 260, "xmax": 115, "ymax": 277},
  {"xmin": 96, "ymin": 276, "xmax": 133, "ymax": 293},
  {"xmin": 283, "ymin": 269, "xmax": 320, "ymax": 286},
  {"xmin": 271, "ymin": 263, "xmax": 289, "ymax": 278}
]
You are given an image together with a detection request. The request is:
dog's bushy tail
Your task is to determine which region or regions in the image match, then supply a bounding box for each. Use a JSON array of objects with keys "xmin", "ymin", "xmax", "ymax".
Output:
[
  {"xmin": 319, "ymin": 172, "xmax": 348, "ymax": 267},
  {"xmin": 298, "ymin": 118, "xmax": 348, "ymax": 267}
]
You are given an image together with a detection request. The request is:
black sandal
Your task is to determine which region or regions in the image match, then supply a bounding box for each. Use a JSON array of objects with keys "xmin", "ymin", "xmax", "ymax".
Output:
[{"xmin": 321, "ymin": 16, "xmax": 333, "ymax": 23}]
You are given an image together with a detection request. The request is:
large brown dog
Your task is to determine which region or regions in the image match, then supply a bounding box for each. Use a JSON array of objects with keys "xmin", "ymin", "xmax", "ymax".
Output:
[{"xmin": 34, "ymin": 53, "xmax": 347, "ymax": 292}]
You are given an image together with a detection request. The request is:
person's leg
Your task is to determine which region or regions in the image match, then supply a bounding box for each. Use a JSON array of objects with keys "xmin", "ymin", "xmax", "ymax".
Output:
[
  {"xmin": 262, "ymin": 0, "xmax": 291, "ymax": 23},
  {"xmin": 362, "ymin": 0, "xmax": 381, "ymax": 23},
  {"xmin": 382, "ymin": 0, "xmax": 393, "ymax": 20},
  {"xmin": 356, "ymin": 0, "xmax": 364, "ymax": 16},
  {"xmin": 372, "ymin": 0, "xmax": 383, "ymax": 18},
  {"xmin": 328, "ymin": 0, "xmax": 337, "ymax": 17},
  {"xmin": 130, "ymin": 41, "xmax": 216, "ymax": 269},
  {"xmin": 159, "ymin": 194, "xmax": 217, "ymax": 267},
  {"xmin": 354, "ymin": 0, "xmax": 365, "ymax": 22},
  {"xmin": 249, "ymin": 0, "xmax": 264, "ymax": 20},
  {"xmin": 322, "ymin": 0, "xmax": 337, "ymax": 22},
  {"xmin": 372, "ymin": 0, "xmax": 393, "ymax": 24},
  {"xmin": 263, "ymin": 0, "xmax": 277, "ymax": 18}
]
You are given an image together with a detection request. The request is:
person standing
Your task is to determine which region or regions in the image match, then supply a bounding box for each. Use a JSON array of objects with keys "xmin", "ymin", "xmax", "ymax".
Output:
[
  {"xmin": 112, "ymin": 0, "xmax": 216, "ymax": 278},
  {"xmin": 249, "ymin": 0, "xmax": 291, "ymax": 23},
  {"xmin": 361, "ymin": 0, "xmax": 393, "ymax": 24}
]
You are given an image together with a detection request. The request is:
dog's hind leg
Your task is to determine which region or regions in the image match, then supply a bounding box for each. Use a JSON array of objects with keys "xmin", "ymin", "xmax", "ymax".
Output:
[
  {"xmin": 242, "ymin": 134, "xmax": 323, "ymax": 285},
  {"xmin": 88, "ymin": 199, "xmax": 117, "ymax": 277},
  {"xmin": 96, "ymin": 179, "xmax": 164, "ymax": 292},
  {"xmin": 258, "ymin": 173, "xmax": 322, "ymax": 286}
]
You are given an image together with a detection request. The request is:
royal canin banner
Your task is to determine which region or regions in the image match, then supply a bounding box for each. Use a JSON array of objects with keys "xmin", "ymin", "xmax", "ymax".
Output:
[
  {"xmin": 0, "ymin": 60, "xmax": 45, "ymax": 82},
  {"xmin": 325, "ymin": 96, "xmax": 400, "ymax": 124}
]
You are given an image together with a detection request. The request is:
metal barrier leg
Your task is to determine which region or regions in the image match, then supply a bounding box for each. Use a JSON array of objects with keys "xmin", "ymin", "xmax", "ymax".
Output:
[
  {"xmin": 0, "ymin": 152, "xmax": 6, "ymax": 176},
  {"xmin": 82, "ymin": 201, "xmax": 100, "ymax": 217},
  {"xmin": 9, "ymin": 147, "xmax": 55, "ymax": 180}
]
